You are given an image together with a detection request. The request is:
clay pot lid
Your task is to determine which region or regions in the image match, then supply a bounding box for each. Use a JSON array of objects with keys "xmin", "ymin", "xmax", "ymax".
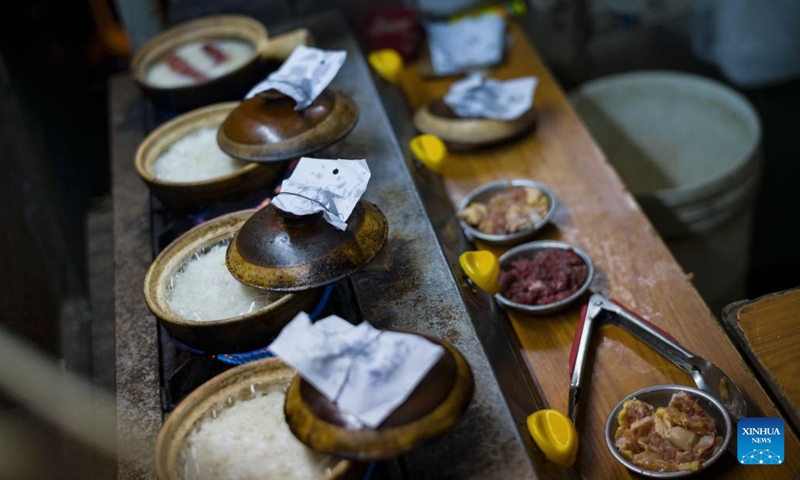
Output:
[
  {"xmin": 225, "ymin": 200, "xmax": 388, "ymax": 292},
  {"xmin": 412, "ymin": 99, "xmax": 536, "ymax": 151},
  {"xmin": 218, "ymin": 89, "xmax": 359, "ymax": 162},
  {"xmin": 284, "ymin": 332, "xmax": 474, "ymax": 461}
]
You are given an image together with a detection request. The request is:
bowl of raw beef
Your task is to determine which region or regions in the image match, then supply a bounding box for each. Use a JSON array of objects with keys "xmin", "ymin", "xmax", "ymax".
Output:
[{"xmin": 496, "ymin": 240, "xmax": 594, "ymax": 314}]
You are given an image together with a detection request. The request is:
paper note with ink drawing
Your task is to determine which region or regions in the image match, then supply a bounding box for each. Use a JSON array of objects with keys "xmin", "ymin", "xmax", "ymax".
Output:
[
  {"xmin": 337, "ymin": 329, "xmax": 445, "ymax": 427},
  {"xmin": 444, "ymin": 73, "xmax": 538, "ymax": 120},
  {"xmin": 268, "ymin": 313, "xmax": 380, "ymax": 398},
  {"xmin": 268, "ymin": 313, "xmax": 446, "ymax": 428},
  {"xmin": 427, "ymin": 14, "xmax": 506, "ymax": 76},
  {"xmin": 246, "ymin": 45, "xmax": 347, "ymax": 110},
  {"xmin": 270, "ymin": 157, "xmax": 370, "ymax": 231}
]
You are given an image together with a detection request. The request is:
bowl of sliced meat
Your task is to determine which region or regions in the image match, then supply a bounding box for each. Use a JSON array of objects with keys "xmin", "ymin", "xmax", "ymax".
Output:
[
  {"xmin": 496, "ymin": 241, "xmax": 593, "ymax": 314},
  {"xmin": 459, "ymin": 240, "xmax": 594, "ymax": 315},
  {"xmin": 606, "ymin": 385, "xmax": 732, "ymax": 478},
  {"xmin": 457, "ymin": 179, "xmax": 557, "ymax": 246}
]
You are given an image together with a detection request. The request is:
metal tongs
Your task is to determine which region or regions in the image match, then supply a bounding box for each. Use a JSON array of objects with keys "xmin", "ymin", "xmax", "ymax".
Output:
[{"xmin": 568, "ymin": 293, "xmax": 748, "ymax": 424}]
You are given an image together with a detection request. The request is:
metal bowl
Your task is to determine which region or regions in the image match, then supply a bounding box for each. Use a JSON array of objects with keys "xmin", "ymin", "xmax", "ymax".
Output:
[
  {"xmin": 143, "ymin": 210, "xmax": 322, "ymax": 353},
  {"xmin": 458, "ymin": 179, "xmax": 557, "ymax": 246},
  {"xmin": 135, "ymin": 102, "xmax": 287, "ymax": 211},
  {"xmin": 605, "ymin": 384, "xmax": 733, "ymax": 478},
  {"xmin": 496, "ymin": 240, "xmax": 594, "ymax": 314},
  {"xmin": 155, "ymin": 357, "xmax": 351, "ymax": 480}
]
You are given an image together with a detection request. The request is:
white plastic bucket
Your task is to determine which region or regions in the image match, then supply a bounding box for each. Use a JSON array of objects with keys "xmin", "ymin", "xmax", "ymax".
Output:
[{"xmin": 570, "ymin": 71, "xmax": 761, "ymax": 311}]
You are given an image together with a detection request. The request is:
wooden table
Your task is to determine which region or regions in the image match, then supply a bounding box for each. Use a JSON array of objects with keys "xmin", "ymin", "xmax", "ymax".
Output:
[
  {"xmin": 397, "ymin": 21, "xmax": 800, "ymax": 478},
  {"xmin": 724, "ymin": 288, "xmax": 800, "ymax": 434}
]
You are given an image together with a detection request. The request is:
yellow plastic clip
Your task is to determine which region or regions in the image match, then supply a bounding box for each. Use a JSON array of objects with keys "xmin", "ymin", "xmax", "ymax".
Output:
[
  {"xmin": 508, "ymin": 0, "xmax": 528, "ymax": 16},
  {"xmin": 367, "ymin": 49, "xmax": 404, "ymax": 84},
  {"xmin": 449, "ymin": 0, "xmax": 527, "ymax": 21},
  {"xmin": 527, "ymin": 409, "xmax": 579, "ymax": 467},
  {"xmin": 458, "ymin": 250, "xmax": 500, "ymax": 295},
  {"xmin": 409, "ymin": 134, "xmax": 447, "ymax": 173}
]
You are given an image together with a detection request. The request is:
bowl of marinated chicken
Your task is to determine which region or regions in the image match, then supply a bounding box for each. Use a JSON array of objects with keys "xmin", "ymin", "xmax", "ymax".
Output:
[
  {"xmin": 606, "ymin": 385, "xmax": 732, "ymax": 478},
  {"xmin": 457, "ymin": 179, "xmax": 556, "ymax": 246}
]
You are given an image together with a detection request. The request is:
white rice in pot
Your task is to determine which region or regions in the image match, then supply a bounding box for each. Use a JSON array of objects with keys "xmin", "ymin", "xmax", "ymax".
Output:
[
  {"xmin": 180, "ymin": 386, "xmax": 338, "ymax": 480},
  {"xmin": 153, "ymin": 126, "xmax": 248, "ymax": 183},
  {"xmin": 167, "ymin": 241, "xmax": 273, "ymax": 321}
]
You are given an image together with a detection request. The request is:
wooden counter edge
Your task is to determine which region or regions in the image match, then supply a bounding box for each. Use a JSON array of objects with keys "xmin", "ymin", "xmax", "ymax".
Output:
[{"xmin": 722, "ymin": 287, "xmax": 800, "ymax": 434}]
